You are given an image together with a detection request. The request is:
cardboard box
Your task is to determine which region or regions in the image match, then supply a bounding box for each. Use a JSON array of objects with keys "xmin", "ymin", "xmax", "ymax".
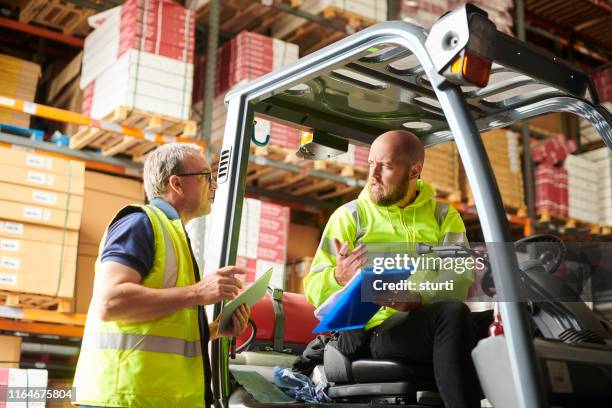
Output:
[
  {"xmin": 287, "ymin": 223, "xmax": 320, "ymax": 262},
  {"xmin": 0, "ymin": 335, "xmax": 21, "ymax": 369},
  {"xmin": 0, "ymin": 368, "xmax": 47, "ymax": 406},
  {"xmin": 75, "ymin": 243, "xmax": 98, "ymax": 314},
  {"xmin": 0, "ymin": 237, "xmax": 77, "ymax": 261},
  {"xmin": 80, "ymin": 171, "xmax": 144, "ymax": 246},
  {"xmin": 0, "ymin": 245, "xmax": 76, "ymax": 298},
  {"xmin": 0, "ymin": 182, "xmax": 83, "ymax": 212},
  {"xmin": 0, "ymin": 147, "xmax": 85, "ymax": 178},
  {"xmin": 47, "ymin": 52, "xmax": 83, "ymax": 103},
  {"xmin": 0, "ymin": 220, "xmax": 78, "ymax": 247},
  {"xmin": 0, "ymin": 200, "xmax": 81, "ymax": 230},
  {"xmin": 0, "ymin": 164, "xmax": 85, "ymax": 196}
]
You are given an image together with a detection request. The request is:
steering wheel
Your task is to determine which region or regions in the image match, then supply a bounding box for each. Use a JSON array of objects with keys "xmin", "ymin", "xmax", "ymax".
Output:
[
  {"xmin": 514, "ymin": 234, "xmax": 566, "ymax": 274},
  {"xmin": 479, "ymin": 234, "xmax": 566, "ymax": 297}
]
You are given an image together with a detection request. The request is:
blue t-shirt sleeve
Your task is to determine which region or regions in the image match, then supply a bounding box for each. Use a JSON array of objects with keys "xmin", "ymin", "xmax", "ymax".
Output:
[{"xmin": 100, "ymin": 212, "xmax": 154, "ymax": 279}]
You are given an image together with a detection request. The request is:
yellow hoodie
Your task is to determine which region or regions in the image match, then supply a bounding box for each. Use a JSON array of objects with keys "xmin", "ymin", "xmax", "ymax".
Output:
[{"xmin": 304, "ymin": 179, "xmax": 473, "ymax": 330}]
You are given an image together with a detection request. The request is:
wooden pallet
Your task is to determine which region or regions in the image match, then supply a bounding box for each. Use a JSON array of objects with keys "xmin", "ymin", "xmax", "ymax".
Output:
[
  {"xmin": 245, "ymin": 145, "xmax": 363, "ymax": 200},
  {"xmin": 0, "ymin": 291, "xmax": 72, "ymax": 313},
  {"xmin": 70, "ymin": 107, "xmax": 197, "ymax": 159},
  {"xmin": 17, "ymin": 0, "xmax": 95, "ymax": 36},
  {"xmin": 279, "ymin": 6, "xmax": 378, "ymax": 55},
  {"xmin": 194, "ymin": 0, "xmax": 300, "ymax": 35}
]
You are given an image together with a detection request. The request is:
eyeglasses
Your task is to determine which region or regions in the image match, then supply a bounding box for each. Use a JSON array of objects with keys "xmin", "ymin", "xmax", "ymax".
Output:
[{"xmin": 176, "ymin": 171, "xmax": 214, "ymax": 184}]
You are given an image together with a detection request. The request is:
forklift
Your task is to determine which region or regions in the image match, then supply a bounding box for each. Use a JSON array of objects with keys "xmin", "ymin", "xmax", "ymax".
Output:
[{"xmin": 203, "ymin": 3, "xmax": 612, "ymax": 407}]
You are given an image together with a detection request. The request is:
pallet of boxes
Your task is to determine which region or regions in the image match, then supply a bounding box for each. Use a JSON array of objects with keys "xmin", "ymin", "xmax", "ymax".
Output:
[
  {"xmin": 271, "ymin": 0, "xmax": 387, "ymax": 55},
  {"xmin": 71, "ymin": 0, "xmax": 196, "ymax": 158},
  {"xmin": 532, "ymin": 134, "xmax": 576, "ymax": 222},
  {"xmin": 463, "ymin": 129, "xmax": 526, "ymax": 213},
  {"xmin": 207, "ymin": 31, "xmax": 300, "ymax": 150},
  {"xmin": 232, "ymin": 198, "xmax": 291, "ymax": 289},
  {"xmin": 0, "ymin": 54, "xmax": 41, "ymax": 129},
  {"xmin": 76, "ymin": 171, "xmax": 144, "ymax": 314},
  {"xmin": 0, "ymin": 147, "xmax": 83, "ymax": 311},
  {"xmin": 581, "ymin": 148, "xmax": 612, "ymax": 233}
]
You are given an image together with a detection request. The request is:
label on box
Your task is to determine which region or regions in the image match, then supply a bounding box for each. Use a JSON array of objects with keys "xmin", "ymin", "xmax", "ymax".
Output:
[
  {"xmin": 32, "ymin": 190, "xmax": 57, "ymax": 205},
  {"xmin": 0, "ymin": 222, "xmax": 23, "ymax": 235},
  {"xmin": 0, "ymin": 239, "xmax": 19, "ymax": 252},
  {"xmin": 23, "ymin": 102, "xmax": 36, "ymax": 115},
  {"xmin": 23, "ymin": 206, "xmax": 42, "ymax": 220},
  {"xmin": 27, "ymin": 171, "xmax": 47, "ymax": 185},
  {"xmin": 25, "ymin": 154, "xmax": 46, "ymax": 168},
  {"xmin": 0, "ymin": 257, "xmax": 20, "ymax": 271},
  {"xmin": 0, "ymin": 273, "xmax": 17, "ymax": 285}
]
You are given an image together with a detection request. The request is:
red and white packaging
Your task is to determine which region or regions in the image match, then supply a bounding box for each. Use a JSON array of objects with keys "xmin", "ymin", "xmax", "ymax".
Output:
[
  {"xmin": 81, "ymin": 50, "xmax": 193, "ymax": 120},
  {"xmin": 214, "ymin": 32, "xmax": 299, "ymax": 97},
  {"xmin": 554, "ymin": 167, "xmax": 568, "ymax": 218},
  {"xmin": 0, "ymin": 368, "xmax": 48, "ymax": 408},
  {"xmin": 205, "ymin": 32, "xmax": 300, "ymax": 149},
  {"xmin": 531, "ymin": 135, "xmax": 577, "ymax": 166},
  {"xmin": 236, "ymin": 198, "xmax": 290, "ymax": 286},
  {"xmin": 535, "ymin": 164, "xmax": 555, "ymax": 214},
  {"xmin": 354, "ymin": 145, "xmax": 370, "ymax": 168},
  {"xmin": 593, "ymin": 65, "xmax": 611, "ymax": 103},
  {"xmin": 81, "ymin": 0, "xmax": 195, "ymax": 90}
]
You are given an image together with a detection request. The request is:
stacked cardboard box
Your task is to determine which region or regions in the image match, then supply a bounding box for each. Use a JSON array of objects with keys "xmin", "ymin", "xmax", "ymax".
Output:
[
  {"xmin": 462, "ymin": 130, "xmax": 525, "ymax": 209},
  {"xmin": 0, "ymin": 334, "xmax": 21, "ymax": 368},
  {"xmin": 236, "ymin": 198, "xmax": 290, "ymax": 289},
  {"xmin": 0, "ymin": 147, "xmax": 83, "ymax": 299},
  {"xmin": 80, "ymin": 0, "xmax": 195, "ymax": 120},
  {"xmin": 593, "ymin": 65, "xmax": 611, "ymax": 103},
  {"xmin": 400, "ymin": 0, "xmax": 513, "ymax": 33},
  {"xmin": 0, "ymin": 368, "xmax": 47, "ymax": 407},
  {"xmin": 532, "ymin": 134, "xmax": 577, "ymax": 166},
  {"xmin": 0, "ymin": 54, "xmax": 41, "ymax": 128},
  {"xmin": 75, "ymin": 171, "xmax": 144, "ymax": 313},
  {"xmin": 46, "ymin": 52, "xmax": 83, "ymax": 136},
  {"xmin": 354, "ymin": 145, "xmax": 370, "ymax": 169},
  {"xmin": 285, "ymin": 257, "xmax": 313, "ymax": 294},
  {"xmin": 580, "ymin": 102, "xmax": 612, "ymax": 145},
  {"xmin": 272, "ymin": 0, "xmax": 387, "ymax": 39},
  {"xmin": 422, "ymin": 142, "xmax": 461, "ymax": 199},
  {"xmin": 563, "ymin": 154, "xmax": 599, "ymax": 224},
  {"xmin": 535, "ymin": 165, "xmax": 568, "ymax": 218},
  {"xmin": 582, "ymin": 148, "xmax": 612, "ymax": 226},
  {"xmin": 209, "ymin": 32, "xmax": 299, "ymax": 147}
]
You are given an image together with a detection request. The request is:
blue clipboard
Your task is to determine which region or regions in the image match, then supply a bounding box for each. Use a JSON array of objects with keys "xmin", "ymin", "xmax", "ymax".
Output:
[{"xmin": 313, "ymin": 267, "xmax": 412, "ymax": 333}]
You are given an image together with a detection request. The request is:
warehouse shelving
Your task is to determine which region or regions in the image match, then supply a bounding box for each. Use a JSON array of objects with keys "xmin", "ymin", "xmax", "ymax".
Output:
[{"xmin": 0, "ymin": 0, "xmax": 610, "ymax": 344}]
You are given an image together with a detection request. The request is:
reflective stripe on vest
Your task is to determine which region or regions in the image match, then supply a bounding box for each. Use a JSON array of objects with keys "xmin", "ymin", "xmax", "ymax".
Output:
[{"xmin": 81, "ymin": 332, "xmax": 202, "ymax": 358}]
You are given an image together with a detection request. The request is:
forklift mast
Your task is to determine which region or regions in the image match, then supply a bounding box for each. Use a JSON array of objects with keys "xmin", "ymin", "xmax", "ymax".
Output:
[{"xmin": 204, "ymin": 4, "xmax": 612, "ymax": 407}]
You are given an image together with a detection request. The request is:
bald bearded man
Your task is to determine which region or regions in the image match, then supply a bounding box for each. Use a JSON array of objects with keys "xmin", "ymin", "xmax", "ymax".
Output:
[{"xmin": 304, "ymin": 131, "xmax": 492, "ymax": 408}]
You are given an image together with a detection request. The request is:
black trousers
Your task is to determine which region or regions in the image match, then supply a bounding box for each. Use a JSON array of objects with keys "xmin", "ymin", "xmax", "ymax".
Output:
[{"xmin": 342, "ymin": 301, "xmax": 493, "ymax": 408}]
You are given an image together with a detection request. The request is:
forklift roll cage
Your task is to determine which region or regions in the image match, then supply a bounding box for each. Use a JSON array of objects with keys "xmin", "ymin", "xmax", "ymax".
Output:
[{"xmin": 203, "ymin": 4, "xmax": 612, "ymax": 408}]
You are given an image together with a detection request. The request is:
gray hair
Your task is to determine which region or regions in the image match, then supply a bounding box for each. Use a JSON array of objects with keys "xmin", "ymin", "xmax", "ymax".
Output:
[{"xmin": 143, "ymin": 143, "xmax": 203, "ymax": 200}]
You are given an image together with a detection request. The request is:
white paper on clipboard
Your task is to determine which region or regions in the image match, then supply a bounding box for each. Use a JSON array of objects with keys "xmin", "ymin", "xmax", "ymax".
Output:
[{"xmin": 219, "ymin": 268, "xmax": 273, "ymax": 333}]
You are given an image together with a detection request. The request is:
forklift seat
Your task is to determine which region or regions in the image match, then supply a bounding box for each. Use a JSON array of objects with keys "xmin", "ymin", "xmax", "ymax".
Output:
[{"xmin": 324, "ymin": 341, "xmax": 441, "ymax": 404}]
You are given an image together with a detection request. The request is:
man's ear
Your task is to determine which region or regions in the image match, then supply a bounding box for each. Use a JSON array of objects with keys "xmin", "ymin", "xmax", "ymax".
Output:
[
  {"xmin": 168, "ymin": 174, "xmax": 182, "ymax": 194},
  {"xmin": 409, "ymin": 162, "xmax": 422, "ymax": 180}
]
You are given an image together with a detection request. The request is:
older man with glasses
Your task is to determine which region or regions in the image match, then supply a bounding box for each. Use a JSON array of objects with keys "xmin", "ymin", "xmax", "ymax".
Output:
[{"xmin": 73, "ymin": 143, "xmax": 250, "ymax": 408}]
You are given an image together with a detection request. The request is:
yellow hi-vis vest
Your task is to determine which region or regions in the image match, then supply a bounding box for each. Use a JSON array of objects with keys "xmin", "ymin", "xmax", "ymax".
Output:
[{"xmin": 73, "ymin": 204, "xmax": 205, "ymax": 407}]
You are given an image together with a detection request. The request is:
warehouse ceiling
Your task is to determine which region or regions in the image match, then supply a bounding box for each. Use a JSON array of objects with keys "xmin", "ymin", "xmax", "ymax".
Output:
[{"xmin": 525, "ymin": 0, "xmax": 612, "ymax": 63}]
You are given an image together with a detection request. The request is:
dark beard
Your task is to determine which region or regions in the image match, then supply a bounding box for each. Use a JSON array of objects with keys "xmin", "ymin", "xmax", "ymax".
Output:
[{"xmin": 369, "ymin": 179, "xmax": 410, "ymax": 206}]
